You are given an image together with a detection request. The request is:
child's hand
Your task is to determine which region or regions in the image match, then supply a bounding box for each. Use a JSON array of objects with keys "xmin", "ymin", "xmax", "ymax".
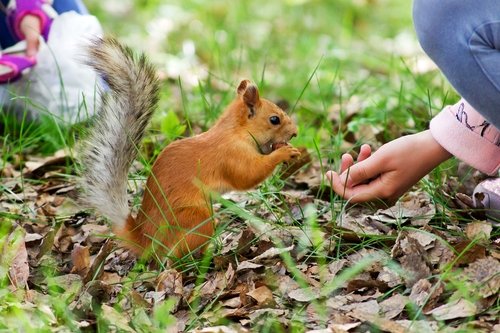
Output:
[
  {"xmin": 326, "ymin": 130, "xmax": 452, "ymax": 204},
  {"xmin": 20, "ymin": 14, "xmax": 42, "ymax": 57}
]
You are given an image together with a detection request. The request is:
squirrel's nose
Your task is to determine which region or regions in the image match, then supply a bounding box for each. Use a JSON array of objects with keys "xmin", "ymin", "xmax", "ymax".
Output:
[{"xmin": 290, "ymin": 132, "xmax": 297, "ymax": 139}]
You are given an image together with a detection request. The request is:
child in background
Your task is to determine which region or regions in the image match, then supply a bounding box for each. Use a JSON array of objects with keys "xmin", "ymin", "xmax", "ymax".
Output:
[
  {"xmin": 0, "ymin": 0, "xmax": 101, "ymax": 123},
  {"xmin": 0, "ymin": 0, "xmax": 88, "ymax": 81},
  {"xmin": 327, "ymin": 0, "xmax": 500, "ymax": 219}
]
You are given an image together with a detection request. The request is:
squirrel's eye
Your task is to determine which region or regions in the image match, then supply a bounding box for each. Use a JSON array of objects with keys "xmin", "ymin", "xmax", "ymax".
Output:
[{"xmin": 269, "ymin": 116, "xmax": 281, "ymax": 125}]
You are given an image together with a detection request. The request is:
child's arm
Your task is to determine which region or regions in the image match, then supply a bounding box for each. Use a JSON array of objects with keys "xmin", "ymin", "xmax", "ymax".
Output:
[
  {"xmin": 326, "ymin": 130, "xmax": 452, "ymax": 204},
  {"xmin": 18, "ymin": 14, "xmax": 41, "ymax": 56}
]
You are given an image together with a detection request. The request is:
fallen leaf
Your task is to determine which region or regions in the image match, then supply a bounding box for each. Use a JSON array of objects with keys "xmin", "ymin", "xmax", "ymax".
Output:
[
  {"xmin": 247, "ymin": 308, "xmax": 288, "ymax": 322},
  {"xmin": 409, "ymin": 279, "xmax": 443, "ymax": 311},
  {"xmin": 101, "ymin": 304, "xmax": 135, "ymax": 332},
  {"xmin": 463, "ymin": 257, "xmax": 500, "ymax": 298},
  {"xmin": 156, "ymin": 269, "xmax": 183, "ymax": 296},
  {"xmin": 375, "ymin": 191, "xmax": 435, "ymax": 226},
  {"xmin": 83, "ymin": 239, "xmax": 114, "ymax": 284},
  {"xmin": 427, "ymin": 298, "xmax": 477, "ymax": 320},
  {"xmin": 346, "ymin": 279, "xmax": 389, "ymax": 293},
  {"xmin": 251, "ymin": 245, "xmax": 294, "ymax": 262},
  {"xmin": 222, "ymin": 297, "xmax": 242, "ymax": 309},
  {"xmin": 465, "ymin": 221, "xmax": 492, "ymax": 241},
  {"xmin": 8, "ymin": 230, "xmax": 29, "ymax": 289},
  {"xmin": 394, "ymin": 320, "xmax": 439, "ymax": 333},
  {"xmin": 397, "ymin": 237, "xmax": 432, "ymax": 288},
  {"xmin": 453, "ymin": 240, "xmax": 487, "ymax": 265},
  {"xmin": 101, "ymin": 272, "xmax": 122, "ymax": 285},
  {"xmin": 288, "ymin": 287, "xmax": 321, "ymax": 303},
  {"xmin": 329, "ymin": 322, "xmax": 362, "ymax": 332},
  {"xmin": 246, "ymin": 286, "xmax": 275, "ymax": 307},
  {"xmin": 194, "ymin": 326, "xmax": 249, "ymax": 333},
  {"xmin": 379, "ymin": 294, "xmax": 408, "ymax": 319},
  {"xmin": 236, "ymin": 261, "xmax": 263, "ymax": 272},
  {"xmin": 70, "ymin": 244, "xmax": 90, "ymax": 277},
  {"xmin": 337, "ymin": 206, "xmax": 383, "ymax": 235},
  {"xmin": 343, "ymin": 299, "xmax": 380, "ymax": 318},
  {"xmin": 377, "ymin": 266, "xmax": 403, "ymax": 288}
]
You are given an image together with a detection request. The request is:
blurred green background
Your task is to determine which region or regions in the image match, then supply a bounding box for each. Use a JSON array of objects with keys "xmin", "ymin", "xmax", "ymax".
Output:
[{"xmin": 86, "ymin": 0, "xmax": 455, "ymax": 167}]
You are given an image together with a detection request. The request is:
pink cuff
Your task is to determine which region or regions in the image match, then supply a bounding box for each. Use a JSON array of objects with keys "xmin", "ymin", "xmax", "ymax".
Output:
[
  {"xmin": 12, "ymin": 9, "xmax": 48, "ymax": 40},
  {"xmin": 430, "ymin": 99, "xmax": 500, "ymax": 175},
  {"xmin": 7, "ymin": 0, "xmax": 53, "ymax": 41}
]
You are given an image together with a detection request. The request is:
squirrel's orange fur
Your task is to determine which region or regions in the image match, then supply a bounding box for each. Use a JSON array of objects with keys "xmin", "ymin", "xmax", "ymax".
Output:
[{"xmin": 81, "ymin": 38, "xmax": 299, "ymax": 258}]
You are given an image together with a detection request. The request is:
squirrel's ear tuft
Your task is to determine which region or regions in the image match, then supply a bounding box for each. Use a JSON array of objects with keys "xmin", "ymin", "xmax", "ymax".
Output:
[
  {"xmin": 237, "ymin": 80, "xmax": 260, "ymax": 118},
  {"xmin": 237, "ymin": 80, "xmax": 251, "ymax": 95}
]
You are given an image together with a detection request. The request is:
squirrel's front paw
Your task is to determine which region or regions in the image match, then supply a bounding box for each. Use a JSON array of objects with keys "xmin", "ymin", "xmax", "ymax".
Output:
[{"xmin": 276, "ymin": 145, "xmax": 301, "ymax": 162}]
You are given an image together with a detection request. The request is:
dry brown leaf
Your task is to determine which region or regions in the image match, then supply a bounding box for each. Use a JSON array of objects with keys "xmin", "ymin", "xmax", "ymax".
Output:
[
  {"xmin": 288, "ymin": 287, "xmax": 321, "ymax": 303},
  {"xmin": 379, "ymin": 294, "xmax": 408, "ymax": 319},
  {"xmin": 328, "ymin": 259, "xmax": 347, "ymax": 278},
  {"xmin": 353, "ymin": 314, "xmax": 407, "ymax": 333},
  {"xmin": 24, "ymin": 233, "xmax": 44, "ymax": 243},
  {"xmin": 246, "ymin": 285, "xmax": 275, "ymax": 307},
  {"xmin": 453, "ymin": 240, "xmax": 487, "ymax": 265},
  {"xmin": 74, "ymin": 224, "xmax": 110, "ymax": 245},
  {"xmin": 427, "ymin": 240, "xmax": 455, "ymax": 268},
  {"xmin": 247, "ymin": 308, "xmax": 288, "ymax": 322},
  {"xmin": 277, "ymin": 275, "xmax": 300, "ymax": 297},
  {"xmin": 156, "ymin": 268, "xmax": 183, "ymax": 296},
  {"xmin": 409, "ymin": 279, "xmax": 444, "ymax": 311},
  {"xmin": 23, "ymin": 153, "xmax": 73, "ymax": 179},
  {"xmin": 222, "ymin": 297, "xmax": 242, "ymax": 309},
  {"xmin": 337, "ymin": 206, "xmax": 383, "ymax": 235},
  {"xmin": 100, "ymin": 304, "xmax": 136, "ymax": 333},
  {"xmin": 70, "ymin": 244, "xmax": 90, "ymax": 277},
  {"xmin": 377, "ymin": 266, "xmax": 402, "ymax": 288},
  {"xmin": 328, "ymin": 322, "xmax": 362, "ymax": 332},
  {"xmin": 375, "ymin": 191, "xmax": 435, "ymax": 226},
  {"xmin": 463, "ymin": 257, "xmax": 500, "ymax": 298},
  {"xmin": 54, "ymin": 225, "xmax": 78, "ymax": 253},
  {"xmin": 195, "ymin": 326, "xmax": 249, "ymax": 333},
  {"xmin": 343, "ymin": 299, "xmax": 380, "ymax": 318},
  {"xmin": 465, "ymin": 221, "xmax": 492, "ymax": 241},
  {"xmin": 199, "ymin": 264, "xmax": 235, "ymax": 299},
  {"xmin": 251, "ymin": 245, "xmax": 294, "ymax": 262},
  {"xmin": 83, "ymin": 239, "xmax": 114, "ymax": 284},
  {"xmin": 101, "ymin": 272, "xmax": 121, "ymax": 285},
  {"xmin": 392, "ymin": 234, "xmax": 432, "ymax": 288},
  {"xmin": 346, "ymin": 279, "xmax": 389, "ymax": 293},
  {"xmin": 236, "ymin": 261, "xmax": 263, "ymax": 272},
  {"xmin": 404, "ymin": 230, "xmax": 436, "ymax": 250},
  {"xmin": 8, "ymin": 232, "xmax": 29, "ymax": 289},
  {"xmin": 393, "ymin": 320, "xmax": 438, "ymax": 333},
  {"xmin": 427, "ymin": 298, "xmax": 477, "ymax": 320}
]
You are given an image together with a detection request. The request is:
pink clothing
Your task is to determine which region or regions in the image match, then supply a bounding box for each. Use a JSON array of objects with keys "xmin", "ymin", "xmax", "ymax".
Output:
[{"xmin": 430, "ymin": 99, "xmax": 500, "ymax": 175}]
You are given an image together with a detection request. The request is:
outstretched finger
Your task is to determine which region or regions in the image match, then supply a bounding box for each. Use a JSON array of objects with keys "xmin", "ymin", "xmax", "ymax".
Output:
[
  {"xmin": 357, "ymin": 144, "xmax": 371, "ymax": 163},
  {"xmin": 339, "ymin": 153, "xmax": 354, "ymax": 174},
  {"xmin": 340, "ymin": 154, "xmax": 384, "ymax": 187}
]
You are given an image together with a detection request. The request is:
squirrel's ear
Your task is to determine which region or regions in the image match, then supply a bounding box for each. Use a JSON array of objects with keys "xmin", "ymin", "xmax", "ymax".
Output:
[{"xmin": 237, "ymin": 79, "xmax": 260, "ymax": 118}]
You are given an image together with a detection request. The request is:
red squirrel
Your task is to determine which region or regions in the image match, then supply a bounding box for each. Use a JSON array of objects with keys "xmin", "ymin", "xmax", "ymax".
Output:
[{"xmin": 81, "ymin": 37, "xmax": 300, "ymax": 258}]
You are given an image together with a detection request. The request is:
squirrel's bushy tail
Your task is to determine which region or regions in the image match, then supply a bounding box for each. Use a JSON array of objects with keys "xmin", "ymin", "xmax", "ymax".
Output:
[{"xmin": 81, "ymin": 37, "xmax": 160, "ymax": 227}]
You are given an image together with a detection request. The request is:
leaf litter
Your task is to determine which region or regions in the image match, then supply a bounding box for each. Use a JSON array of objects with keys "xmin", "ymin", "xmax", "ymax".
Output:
[{"xmin": 0, "ymin": 148, "xmax": 499, "ymax": 332}]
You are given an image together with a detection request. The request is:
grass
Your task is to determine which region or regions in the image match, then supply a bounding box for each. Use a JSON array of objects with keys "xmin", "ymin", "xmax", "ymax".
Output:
[{"xmin": 1, "ymin": 0, "xmax": 494, "ymax": 332}]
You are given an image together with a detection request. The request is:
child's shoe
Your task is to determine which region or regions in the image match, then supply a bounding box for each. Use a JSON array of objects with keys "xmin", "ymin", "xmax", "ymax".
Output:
[
  {"xmin": 473, "ymin": 178, "xmax": 500, "ymax": 221},
  {"xmin": 0, "ymin": 54, "xmax": 36, "ymax": 83}
]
